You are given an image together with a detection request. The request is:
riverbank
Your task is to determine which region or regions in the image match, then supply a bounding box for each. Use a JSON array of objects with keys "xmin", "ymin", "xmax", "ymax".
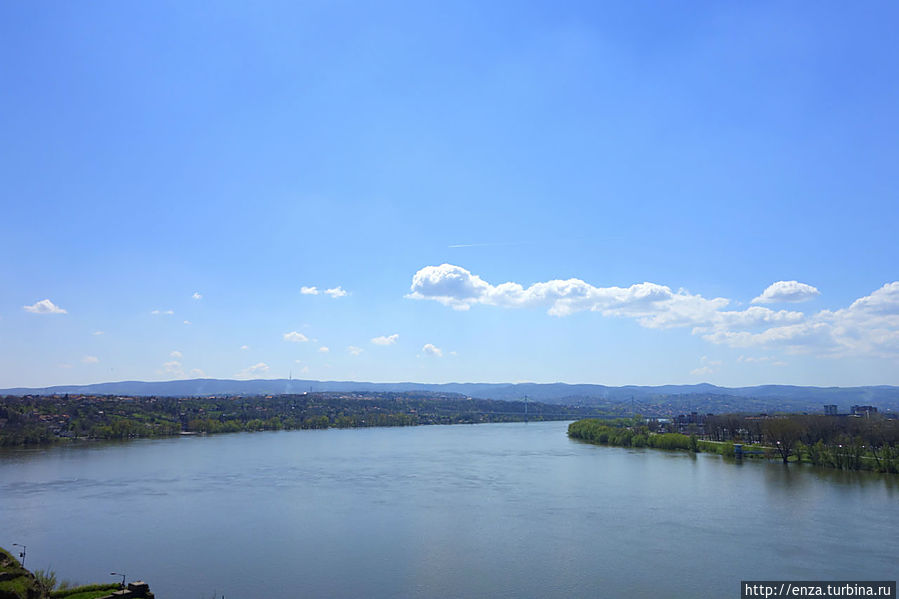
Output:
[
  {"xmin": 0, "ymin": 392, "xmax": 608, "ymax": 447},
  {"xmin": 0, "ymin": 547, "xmax": 141, "ymax": 599},
  {"xmin": 567, "ymin": 418, "xmax": 898, "ymax": 473}
]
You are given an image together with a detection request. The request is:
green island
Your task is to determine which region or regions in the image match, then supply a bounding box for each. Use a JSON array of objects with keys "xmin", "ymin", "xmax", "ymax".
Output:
[
  {"xmin": 0, "ymin": 392, "xmax": 609, "ymax": 447},
  {"xmin": 0, "ymin": 547, "xmax": 148, "ymax": 599},
  {"xmin": 569, "ymin": 414, "xmax": 899, "ymax": 473}
]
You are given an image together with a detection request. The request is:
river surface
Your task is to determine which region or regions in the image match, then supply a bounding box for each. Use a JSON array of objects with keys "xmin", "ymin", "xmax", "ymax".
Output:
[{"xmin": 1, "ymin": 421, "xmax": 896, "ymax": 598}]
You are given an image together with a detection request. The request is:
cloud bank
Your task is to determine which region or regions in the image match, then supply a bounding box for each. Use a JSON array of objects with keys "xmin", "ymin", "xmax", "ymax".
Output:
[
  {"xmin": 408, "ymin": 264, "xmax": 899, "ymax": 358},
  {"xmin": 408, "ymin": 263, "xmax": 731, "ymax": 324}
]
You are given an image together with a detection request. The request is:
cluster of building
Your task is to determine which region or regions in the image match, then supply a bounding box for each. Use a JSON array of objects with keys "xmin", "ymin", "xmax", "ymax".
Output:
[
  {"xmin": 823, "ymin": 404, "xmax": 879, "ymax": 416},
  {"xmin": 649, "ymin": 412, "xmax": 714, "ymax": 435}
]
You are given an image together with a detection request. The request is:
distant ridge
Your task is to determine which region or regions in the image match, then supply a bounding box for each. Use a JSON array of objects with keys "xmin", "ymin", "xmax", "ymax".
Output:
[{"xmin": 2, "ymin": 378, "xmax": 898, "ymax": 411}]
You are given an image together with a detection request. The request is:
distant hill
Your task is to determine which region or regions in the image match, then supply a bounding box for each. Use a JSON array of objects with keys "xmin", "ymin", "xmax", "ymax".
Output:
[{"xmin": 2, "ymin": 378, "xmax": 898, "ymax": 413}]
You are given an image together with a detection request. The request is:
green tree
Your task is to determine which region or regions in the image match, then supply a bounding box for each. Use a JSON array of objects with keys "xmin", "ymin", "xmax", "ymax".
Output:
[
  {"xmin": 34, "ymin": 568, "xmax": 57, "ymax": 594},
  {"xmin": 763, "ymin": 418, "xmax": 802, "ymax": 464}
]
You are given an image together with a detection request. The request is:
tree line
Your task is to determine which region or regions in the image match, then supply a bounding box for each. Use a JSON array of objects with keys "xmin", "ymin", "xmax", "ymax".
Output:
[
  {"xmin": 0, "ymin": 393, "xmax": 611, "ymax": 446},
  {"xmin": 569, "ymin": 414, "xmax": 899, "ymax": 473}
]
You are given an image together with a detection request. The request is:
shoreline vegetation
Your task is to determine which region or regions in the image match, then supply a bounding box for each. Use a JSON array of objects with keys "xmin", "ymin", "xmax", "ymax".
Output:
[
  {"xmin": 0, "ymin": 392, "xmax": 609, "ymax": 448},
  {"xmin": 1, "ymin": 547, "xmax": 124, "ymax": 599},
  {"xmin": 3, "ymin": 390, "xmax": 896, "ymax": 474},
  {"xmin": 568, "ymin": 416, "xmax": 899, "ymax": 473}
]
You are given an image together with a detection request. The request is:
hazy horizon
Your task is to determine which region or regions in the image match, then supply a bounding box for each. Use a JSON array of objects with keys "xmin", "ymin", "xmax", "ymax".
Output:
[{"xmin": 4, "ymin": 375, "xmax": 898, "ymax": 394}]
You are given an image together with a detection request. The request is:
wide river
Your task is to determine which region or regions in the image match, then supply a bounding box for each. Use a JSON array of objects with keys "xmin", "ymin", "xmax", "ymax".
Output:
[{"xmin": 1, "ymin": 421, "xmax": 896, "ymax": 598}]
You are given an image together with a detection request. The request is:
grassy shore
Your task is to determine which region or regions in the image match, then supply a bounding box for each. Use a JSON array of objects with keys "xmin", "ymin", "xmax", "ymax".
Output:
[
  {"xmin": 1, "ymin": 547, "xmax": 121, "ymax": 599},
  {"xmin": 568, "ymin": 418, "xmax": 898, "ymax": 473}
]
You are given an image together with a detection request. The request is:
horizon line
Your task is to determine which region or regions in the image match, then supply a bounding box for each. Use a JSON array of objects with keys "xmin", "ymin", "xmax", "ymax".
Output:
[{"xmin": 3, "ymin": 377, "xmax": 898, "ymax": 392}]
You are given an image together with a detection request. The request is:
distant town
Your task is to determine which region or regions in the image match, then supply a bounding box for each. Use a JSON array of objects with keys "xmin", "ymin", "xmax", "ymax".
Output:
[
  {"xmin": 1, "ymin": 388, "xmax": 895, "ymax": 449},
  {"xmin": 0, "ymin": 392, "xmax": 614, "ymax": 446},
  {"xmin": 570, "ymin": 404, "xmax": 898, "ymax": 473}
]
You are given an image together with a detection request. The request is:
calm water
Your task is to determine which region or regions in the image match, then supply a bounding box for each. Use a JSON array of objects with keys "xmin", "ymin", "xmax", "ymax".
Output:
[{"xmin": 1, "ymin": 421, "xmax": 896, "ymax": 598}]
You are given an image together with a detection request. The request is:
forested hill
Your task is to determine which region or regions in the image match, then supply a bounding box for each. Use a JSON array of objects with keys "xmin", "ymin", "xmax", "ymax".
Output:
[{"xmin": 2, "ymin": 379, "xmax": 898, "ymax": 413}]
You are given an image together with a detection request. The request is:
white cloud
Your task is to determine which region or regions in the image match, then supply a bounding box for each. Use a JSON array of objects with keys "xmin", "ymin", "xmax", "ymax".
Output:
[
  {"xmin": 303, "ymin": 285, "xmax": 348, "ymax": 298},
  {"xmin": 706, "ymin": 283, "xmax": 899, "ymax": 357},
  {"xmin": 92, "ymin": 331, "xmax": 104, "ymax": 336},
  {"xmin": 409, "ymin": 265, "xmax": 899, "ymax": 360},
  {"xmin": 347, "ymin": 345, "xmax": 364, "ymax": 356},
  {"xmin": 283, "ymin": 331, "xmax": 309, "ymax": 343},
  {"xmin": 408, "ymin": 264, "xmax": 492, "ymax": 311},
  {"xmin": 840, "ymin": 281, "xmax": 899, "ymax": 316},
  {"xmin": 318, "ymin": 346, "xmax": 330, "ymax": 353},
  {"xmin": 703, "ymin": 322, "xmax": 833, "ymax": 350},
  {"xmin": 163, "ymin": 360, "xmax": 185, "ymax": 377},
  {"xmin": 738, "ymin": 355, "xmax": 770, "ymax": 363},
  {"xmin": 690, "ymin": 355, "xmax": 720, "ymax": 377},
  {"xmin": 407, "ymin": 264, "xmax": 728, "ymax": 324},
  {"xmin": 162, "ymin": 360, "xmax": 206, "ymax": 379},
  {"xmin": 422, "ymin": 343, "xmax": 443, "ymax": 357},
  {"xmin": 236, "ymin": 362, "xmax": 270, "ymax": 379},
  {"xmin": 192, "ymin": 292, "xmax": 203, "ymax": 300},
  {"xmin": 82, "ymin": 355, "xmax": 99, "ymax": 364},
  {"xmin": 183, "ymin": 320, "xmax": 191, "ymax": 325},
  {"xmin": 59, "ymin": 363, "xmax": 73, "ymax": 369},
  {"xmin": 752, "ymin": 281, "xmax": 820, "ymax": 304},
  {"xmin": 815, "ymin": 282, "xmax": 899, "ymax": 358},
  {"xmin": 701, "ymin": 306, "xmax": 804, "ymax": 331},
  {"xmin": 151, "ymin": 309, "xmax": 174, "ymax": 316},
  {"xmin": 23, "ymin": 299, "xmax": 67, "ymax": 314},
  {"xmin": 371, "ymin": 334, "xmax": 399, "ymax": 346},
  {"xmin": 739, "ymin": 356, "xmax": 788, "ymax": 366},
  {"xmin": 170, "ymin": 350, "xmax": 183, "ymax": 359},
  {"xmin": 240, "ymin": 345, "xmax": 249, "ymax": 350}
]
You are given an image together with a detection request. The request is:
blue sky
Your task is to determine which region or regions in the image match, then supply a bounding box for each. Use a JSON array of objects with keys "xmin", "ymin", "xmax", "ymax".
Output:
[{"xmin": 2, "ymin": 1, "xmax": 898, "ymax": 388}]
